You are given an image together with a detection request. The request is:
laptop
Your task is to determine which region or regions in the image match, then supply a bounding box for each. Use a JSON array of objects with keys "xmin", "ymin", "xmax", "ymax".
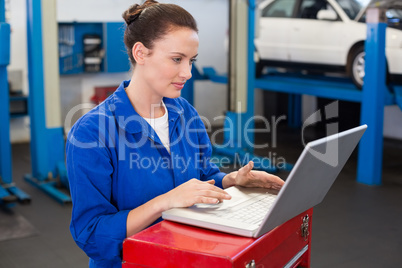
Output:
[{"xmin": 162, "ymin": 125, "xmax": 367, "ymax": 238}]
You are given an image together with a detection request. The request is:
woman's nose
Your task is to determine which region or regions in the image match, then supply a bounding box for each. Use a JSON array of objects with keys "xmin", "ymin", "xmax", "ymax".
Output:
[{"xmin": 180, "ymin": 63, "xmax": 192, "ymax": 80}]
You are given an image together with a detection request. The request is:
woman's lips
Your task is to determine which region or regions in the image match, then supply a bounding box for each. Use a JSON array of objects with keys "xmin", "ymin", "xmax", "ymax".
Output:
[{"xmin": 172, "ymin": 82, "xmax": 185, "ymax": 90}]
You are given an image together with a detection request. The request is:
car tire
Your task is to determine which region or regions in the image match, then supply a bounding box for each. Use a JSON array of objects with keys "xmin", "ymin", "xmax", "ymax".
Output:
[
  {"xmin": 349, "ymin": 45, "xmax": 365, "ymax": 89},
  {"xmin": 349, "ymin": 45, "xmax": 391, "ymax": 89}
]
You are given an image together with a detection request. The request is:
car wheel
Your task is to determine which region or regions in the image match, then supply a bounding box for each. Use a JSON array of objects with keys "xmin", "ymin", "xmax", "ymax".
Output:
[
  {"xmin": 349, "ymin": 45, "xmax": 390, "ymax": 89},
  {"xmin": 350, "ymin": 46, "xmax": 365, "ymax": 89}
]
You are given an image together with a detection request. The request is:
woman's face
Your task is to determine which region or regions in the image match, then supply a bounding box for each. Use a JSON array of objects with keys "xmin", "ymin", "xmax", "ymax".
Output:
[{"xmin": 142, "ymin": 27, "xmax": 199, "ymax": 99}]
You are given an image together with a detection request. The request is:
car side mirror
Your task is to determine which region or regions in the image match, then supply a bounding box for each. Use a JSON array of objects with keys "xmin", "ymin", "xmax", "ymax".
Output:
[{"xmin": 317, "ymin": 9, "xmax": 337, "ymax": 21}]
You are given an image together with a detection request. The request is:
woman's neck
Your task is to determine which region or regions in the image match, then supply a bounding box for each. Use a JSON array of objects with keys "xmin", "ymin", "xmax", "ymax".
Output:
[{"xmin": 125, "ymin": 75, "xmax": 165, "ymax": 119}]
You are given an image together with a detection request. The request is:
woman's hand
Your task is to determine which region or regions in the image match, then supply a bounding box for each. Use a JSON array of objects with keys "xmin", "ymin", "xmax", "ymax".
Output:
[
  {"xmin": 127, "ymin": 179, "xmax": 230, "ymax": 237},
  {"xmin": 163, "ymin": 179, "xmax": 231, "ymax": 210},
  {"xmin": 223, "ymin": 161, "xmax": 284, "ymax": 190}
]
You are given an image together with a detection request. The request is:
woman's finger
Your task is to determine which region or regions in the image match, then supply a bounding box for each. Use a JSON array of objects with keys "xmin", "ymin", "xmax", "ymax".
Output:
[
  {"xmin": 253, "ymin": 171, "xmax": 285, "ymax": 189},
  {"xmin": 199, "ymin": 180, "xmax": 230, "ymax": 195},
  {"xmin": 199, "ymin": 189, "xmax": 231, "ymax": 200},
  {"xmin": 198, "ymin": 196, "xmax": 220, "ymax": 204},
  {"xmin": 238, "ymin": 161, "xmax": 254, "ymax": 175}
]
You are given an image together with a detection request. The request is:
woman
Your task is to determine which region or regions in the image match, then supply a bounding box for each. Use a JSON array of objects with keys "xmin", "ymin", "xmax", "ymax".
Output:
[{"xmin": 66, "ymin": 1, "xmax": 284, "ymax": 267}]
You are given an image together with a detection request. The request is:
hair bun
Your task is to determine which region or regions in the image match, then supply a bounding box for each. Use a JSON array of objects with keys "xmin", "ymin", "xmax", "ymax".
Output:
[
  {"xmin": 122, "ymin": 4, "xmax": 141, "ymax": 25},
  {"xmin": 122, "ymin": 0, "xmax": 159, "ymax": 26}
]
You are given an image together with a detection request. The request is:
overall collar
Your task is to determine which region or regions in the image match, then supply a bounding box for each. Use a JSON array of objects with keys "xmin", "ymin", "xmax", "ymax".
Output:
[{"xmin": 111, "ymin": 80, "xmax": 184, "ymax": 135}]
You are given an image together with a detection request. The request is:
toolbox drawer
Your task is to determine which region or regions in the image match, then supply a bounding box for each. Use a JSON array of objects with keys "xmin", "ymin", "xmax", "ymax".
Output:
[{"xmin": 123, "ymin": 208, "xmax": 313, "ymax": 268}]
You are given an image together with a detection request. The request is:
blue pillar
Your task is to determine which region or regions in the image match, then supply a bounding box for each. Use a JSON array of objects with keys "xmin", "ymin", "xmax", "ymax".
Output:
[
  {"xmin": 357, "ymin": 20, "xmax": 387, "ymax": 185},
  {"xmin": 25, "ymin": 0, "xmax": 70, "ymax": 203},
  {"xmin": 0, "ymin": 0, "xmax": 11, "ymax": 185},
  {"xmin": 26, "ymin": 0, "xmax": 49, "ymax": 179},
  {"xmin": 246, "ymin": 0, "xmax": 256, "ymax": 148},
  {"xmin": 0, "ymin": 34, "xmax": 11, "ymax": 186},
  {"xmin": 0, "ymin": 0, "xmax": 30, "ymax": 204}
]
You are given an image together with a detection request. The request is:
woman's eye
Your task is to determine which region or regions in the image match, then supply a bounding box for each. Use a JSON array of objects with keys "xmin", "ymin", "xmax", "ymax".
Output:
[
  {"xmin": 173, "ymin": 58, "xmax": 181, "ymax": 63},
  {"xmin": 190, "ymin": 58, "xmax": 197, "ymax": 64}
]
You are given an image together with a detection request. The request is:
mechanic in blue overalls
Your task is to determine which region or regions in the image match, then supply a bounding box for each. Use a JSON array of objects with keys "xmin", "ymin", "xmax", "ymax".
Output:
[{"xmin": 66, "ymin": 1, "xmax": 285, "ymax": 267}]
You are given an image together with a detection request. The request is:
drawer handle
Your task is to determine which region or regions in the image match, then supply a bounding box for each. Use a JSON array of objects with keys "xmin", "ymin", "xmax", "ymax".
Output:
[
  {"xmin": 301, "ymin": 215, "xmax": 310, "ymax": 241},
  {"xmin": 245, "ymin": 260, "xmax": 256, "ymax": 268}
]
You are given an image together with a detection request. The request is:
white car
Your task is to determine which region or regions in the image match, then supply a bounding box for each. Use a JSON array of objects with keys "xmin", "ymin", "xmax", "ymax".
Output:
[{"xmin": 254, "ymin": 0, "xmax": 402, "ymax": 88}]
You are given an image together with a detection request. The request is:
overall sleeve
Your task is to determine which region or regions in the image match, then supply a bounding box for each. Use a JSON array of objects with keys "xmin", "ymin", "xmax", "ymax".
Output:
[
  {"xmin": 194, "ymin": 113, "xmax": 227, "ymax": 188},
  {"xmin": 66, "ymin": 118, "xmax": 130, "ymax": 264}
]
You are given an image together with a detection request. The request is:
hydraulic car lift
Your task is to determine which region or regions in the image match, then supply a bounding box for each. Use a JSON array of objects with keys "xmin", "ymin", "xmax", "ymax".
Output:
[
  {"xmin": 24, "ymin": 0, "xmax": 70, "ymax": 204},
  {"xmin": 0, "ymin": 0, "xmax": 30, "ymax": 207},
  {"xmin": 182, "ymin": 0, "xmax": 400, "ymax": 185}
]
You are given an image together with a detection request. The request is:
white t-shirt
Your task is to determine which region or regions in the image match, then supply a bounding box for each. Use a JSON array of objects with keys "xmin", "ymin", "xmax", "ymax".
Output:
[{"xmin": 143, "ymin": 101, "xmax": 170, "ymax": 153}]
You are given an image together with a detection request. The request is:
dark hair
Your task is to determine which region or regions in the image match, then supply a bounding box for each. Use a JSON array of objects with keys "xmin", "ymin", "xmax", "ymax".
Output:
[{"xmin": 122, "ymin": 0, "xmax": 198, "ymax": 65}]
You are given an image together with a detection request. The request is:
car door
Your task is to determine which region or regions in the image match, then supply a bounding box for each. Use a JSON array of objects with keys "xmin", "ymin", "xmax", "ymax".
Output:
[
  {"xmin": 255, "ymin": 0, "xmax": 298, "ymax": 61},
  {"xmin": 288, "ymin": 0, "xmax": 345, "ymax": 66}
]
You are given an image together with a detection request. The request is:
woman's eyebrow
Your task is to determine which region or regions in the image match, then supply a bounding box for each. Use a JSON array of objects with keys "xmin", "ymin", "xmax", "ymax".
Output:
[{"xmin": 170, "ymin": 52, "xmax": 198, "ymax": 58}]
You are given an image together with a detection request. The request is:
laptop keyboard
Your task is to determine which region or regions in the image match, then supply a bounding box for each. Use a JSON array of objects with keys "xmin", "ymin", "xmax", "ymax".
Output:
[{"xmin": 214, "ymin": 194, "xmax": 277, "ymax": 225}]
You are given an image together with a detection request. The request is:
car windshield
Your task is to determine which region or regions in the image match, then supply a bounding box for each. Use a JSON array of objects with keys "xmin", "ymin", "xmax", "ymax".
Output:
[{"xmin": 335, "ymin": 0, "xmax": 369, "ymax": 19}]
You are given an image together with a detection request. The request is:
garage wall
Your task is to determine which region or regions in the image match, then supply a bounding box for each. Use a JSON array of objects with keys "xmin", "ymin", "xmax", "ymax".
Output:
[
  {"xmin": 57, "ymin": 0, "xmax": 231, "ymax": 129},
  {"xmin": 7, "ymin": 0, "xmax": 402, "ymax": 143}
]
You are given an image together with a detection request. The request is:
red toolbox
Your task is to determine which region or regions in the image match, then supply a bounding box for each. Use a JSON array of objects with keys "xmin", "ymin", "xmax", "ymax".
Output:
[
  {"xmin": 90, "ymin": 86, "xmax": 117, "ymax": 104},
  {"xmin": 123, "ymin": 208, "xmax": 313, "ymax": 268}
]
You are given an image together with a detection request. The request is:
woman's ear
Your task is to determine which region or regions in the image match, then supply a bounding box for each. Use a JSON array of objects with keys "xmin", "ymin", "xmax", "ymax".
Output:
[{"xmin": 132, "ymin": 42, "xmax": 148, "ymax": 65}]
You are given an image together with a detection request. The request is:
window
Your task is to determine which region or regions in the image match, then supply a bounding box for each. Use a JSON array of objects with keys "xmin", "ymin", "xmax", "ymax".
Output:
[
  {"xmin": 262, "ymin": 0, "xmax": 297, "ymax": 18},
  {"xmin": 335, "ymin": 0, "xmax": 365, "ymax": 19},
  {"xmin": 298, "ymin": 0, "xmax": 336, "ymax": 20}
]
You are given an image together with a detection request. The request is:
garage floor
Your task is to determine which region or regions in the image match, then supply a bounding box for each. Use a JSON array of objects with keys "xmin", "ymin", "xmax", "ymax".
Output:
[{"xmin": 0, "ymin": 125, "xmax": 401, "ymax": 268}]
